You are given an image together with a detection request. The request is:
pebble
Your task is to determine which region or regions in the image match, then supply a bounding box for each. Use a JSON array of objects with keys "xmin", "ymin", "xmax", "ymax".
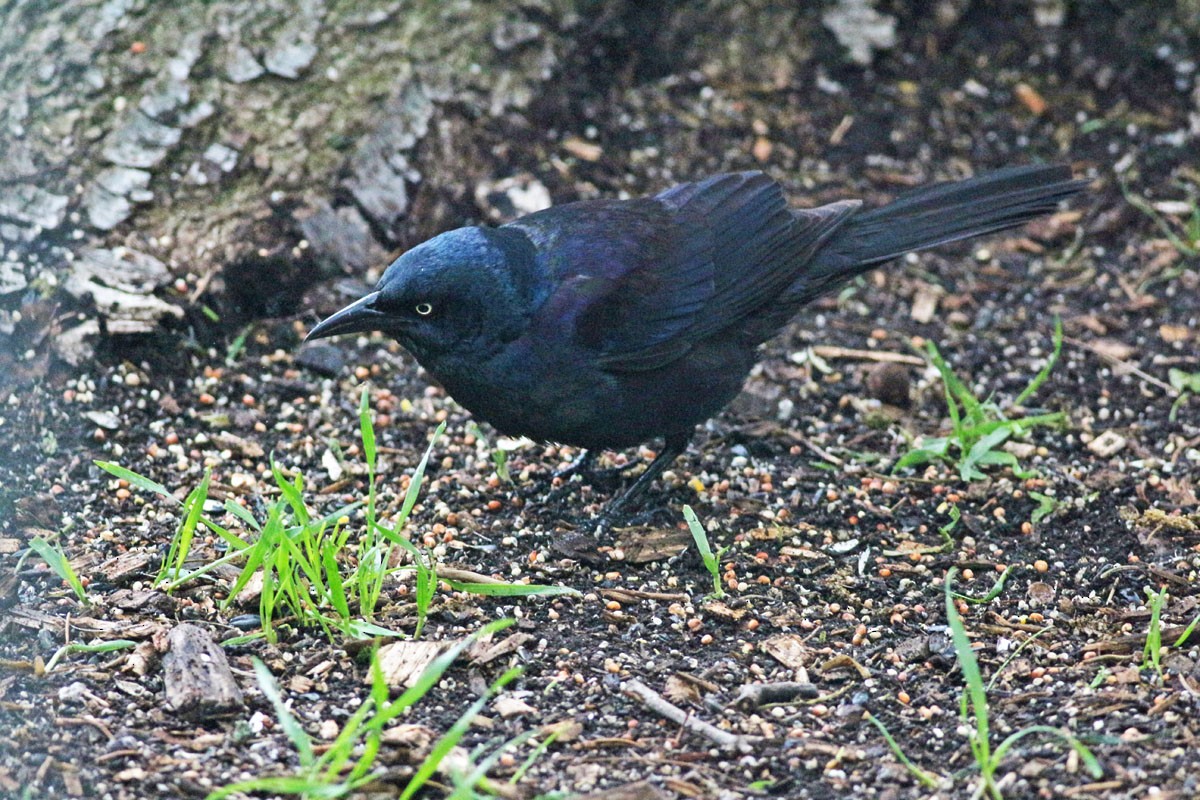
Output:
[{"xmin": 291, "ymin": 342, "xmax": 347, "ymax": 378}]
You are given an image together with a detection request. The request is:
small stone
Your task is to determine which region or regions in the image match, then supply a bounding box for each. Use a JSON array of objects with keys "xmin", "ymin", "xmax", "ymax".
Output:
[
  {"xmin": 865, "ymin": 362, "xmax": 910, "ymax": 407},
  {"xmin": 295, "ymin": 342, "xmax": 347, "ymax": 377}
]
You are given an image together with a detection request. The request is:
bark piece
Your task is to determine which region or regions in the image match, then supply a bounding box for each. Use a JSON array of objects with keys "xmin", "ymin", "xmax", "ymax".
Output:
[
  {"xmin": 613, "ymin": 527, "xmax": 691, "ymax": 564},
  {"xmin": 96, "ymin": 550, "xmax": 156, "ymax": 585},
  {"xmin": 163, "ymin": 623, "xmax": 244, "ymax": 719},
  {"xmin": 64, "ymin": 248, "xmax": 183, "ymax": 333}
]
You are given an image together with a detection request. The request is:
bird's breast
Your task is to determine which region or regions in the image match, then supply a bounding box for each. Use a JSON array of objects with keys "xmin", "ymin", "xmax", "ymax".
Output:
[{"xmin": 420, "ymin": 339, "xmax": 622, "ymax": 447}]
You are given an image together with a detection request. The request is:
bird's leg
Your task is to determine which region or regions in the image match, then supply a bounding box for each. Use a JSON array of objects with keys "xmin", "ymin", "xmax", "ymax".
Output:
[
  {"xmin": 551, "ymin": 449, "xmax": 596, "ymax": 482},
  {"xmin": 601, "ymin": 433, "xmax": 690, "ymax": 519}
]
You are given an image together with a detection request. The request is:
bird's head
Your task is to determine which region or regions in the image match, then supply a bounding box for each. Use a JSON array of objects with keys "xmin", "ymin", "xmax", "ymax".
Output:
[{"xmin": 305, "ymin": 226, "xmax": 544, "ymax": 362}]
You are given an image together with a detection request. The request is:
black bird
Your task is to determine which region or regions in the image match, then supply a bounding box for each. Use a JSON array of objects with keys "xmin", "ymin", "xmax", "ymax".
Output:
[{"xmin": 307, "ymin": 165, "xmax": 1085, "ymax": 513}]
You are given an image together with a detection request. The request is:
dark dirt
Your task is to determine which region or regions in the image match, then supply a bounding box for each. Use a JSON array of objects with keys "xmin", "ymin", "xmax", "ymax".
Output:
[{"xmin": 3, "ymin": 5, "xmax": 1199, "ymax": 800}]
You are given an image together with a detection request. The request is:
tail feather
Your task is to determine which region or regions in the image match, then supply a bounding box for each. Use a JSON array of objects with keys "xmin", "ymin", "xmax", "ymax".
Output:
[
  {"xmin": 746, "ymin": 164, "xmax": 1086, "ymax": 342},
  {"xmin": 839, "ymin": 164, "xmax": 1087, "ymax": 266}
]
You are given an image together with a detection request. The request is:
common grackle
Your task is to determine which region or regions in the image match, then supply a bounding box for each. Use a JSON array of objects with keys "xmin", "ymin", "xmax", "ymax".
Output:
[{"xmin": 307, "ymin": 165, "xmax": 1085, "ymax": 514}]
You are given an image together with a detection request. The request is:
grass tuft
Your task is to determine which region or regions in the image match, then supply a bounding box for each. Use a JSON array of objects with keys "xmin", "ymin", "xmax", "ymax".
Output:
[
  {"xmin": 896, "ymin": 320, "xmax": 1065, "ymax": 482},
  {"xmin": 869, "ymin": 568, "xmax": 1104, "ymax": 796},
  {"xmin": 206, "ymin": 618, "xmax": 549, "ymax": 800},
  {"xmin": 944, "ymin": 567, "xmax": 1103, "ymax": 798},
  {"xmin": 97, "ymin": 389, "xmax": 571, "ymax": 644}
]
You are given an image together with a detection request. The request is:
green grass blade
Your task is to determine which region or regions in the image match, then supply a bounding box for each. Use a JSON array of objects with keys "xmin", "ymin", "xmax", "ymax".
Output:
[
  {"xmin": 252, "ymin": 658, "xmax": 314, "ymax": 767},
  {"xmin": 382, "ymin": 422, "xmax": 446, "ymax": 538},
  {"xmin": 928, "ymin": 341, "xmax": 984, "ymax": 426},
  {"xmin": 951, "ymin": 564, "xmax": 1015, "ymax": 604},
  {"xmin": 1175, "ymin": 611, "xmax": 1200, "ymax": 648},
  {"xmin": 683, "ymin": 505, "xmax": 725, "ymax": 598},
  {"xmin": 359, "ymin": 385, "xmax": 377, "ymax": 474},
  {"xmin": 945, "ymin": 568, "xmax": 991, "ymax": 765},
  {"xmin": 1014, "ymin": 318, "xmax": 1063, "ymax": 406},
  {"xmin": 865, "ymin": 712, "xmax": 939, "ymax": 788},
  {"xmin": 451, "ymin": 729, "xmax": 541, "ymax": 799},
  {"xmin": 224, "ymin": 499, "xmax": 261, "ymax": 532},
  {"xmin": 399, "ymin": 666, "xmax": 523, "ymax": 800},
  {"xmin": 322, "ymin": 545, "xmax": 351, "ymax": 621},
  {"xmin": 986, "ymin": 627, "xmax": 1051, "ymax": 692},
  {"xmin": 94, "ymin": 460, "xmax": 176, "ymax": 501},
  {"xmin": 28, "ymin": 537, "xmax": 87, "ymax": 604},
  {"xmin": 1142, "ymin": 586, "xmax": 1166, "ymax": 673},
  {"xmin": 159, "ymin": 472, "xmax": 210, "ymax": 588},
  {"xmin": 205, "ymin": 775, "xmax": 347, "ymax": 800},
  {"xmin": 359, "ymin": 385, "xmax": 378, "ymax": 532},
  {"xmin": 271, "ymin": 458, "xmax": 310, "ymax": 526},
  {"xmin": 44, "ymin": 639, "xmax": 136, "ymax": 672},
  {"xmin": 992, "ymin": 725, "xmax": 1103, "ymax": 779}
]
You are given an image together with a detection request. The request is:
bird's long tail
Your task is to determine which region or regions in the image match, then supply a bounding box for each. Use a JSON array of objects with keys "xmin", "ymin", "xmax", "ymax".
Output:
[{"xmin": 800, "ymin": 164, "xmax": 1087, "ymax": 298}]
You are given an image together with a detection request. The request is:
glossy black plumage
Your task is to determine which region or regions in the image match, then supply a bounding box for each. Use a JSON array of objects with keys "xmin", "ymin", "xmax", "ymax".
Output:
[{"xmin": 307, "ymin": 165, "xmax": 1085, "ymax": 511}]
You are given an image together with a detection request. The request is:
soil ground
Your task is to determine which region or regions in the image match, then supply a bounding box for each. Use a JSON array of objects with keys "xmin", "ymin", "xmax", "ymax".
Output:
[{"xmin": 2, "ymin": 6, "xmax": 1199, "ymax": 800}]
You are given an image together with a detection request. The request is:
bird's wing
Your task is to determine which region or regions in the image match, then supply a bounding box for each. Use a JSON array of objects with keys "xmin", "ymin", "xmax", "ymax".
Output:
[
  {"xmin": 507, "ymin": 197, "xmax": 713, "ymax": 369},
  {"xmin": 656, "ymin": 172, "xmax": 860, "ymax": 347},
  {"xmin": 508, "ymin": 173, "xmax": 859, "ymax": 372}
]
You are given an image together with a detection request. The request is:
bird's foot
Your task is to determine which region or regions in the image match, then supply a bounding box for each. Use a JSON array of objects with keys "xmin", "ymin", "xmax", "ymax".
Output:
[
  {"xmin": 589, "ymin": 506, "xmax": 664, "ymax": 536},
  {"xmin": 551, "ymin": 450, "xmax": 640, "ymax": 484},
  {"xmin": 538, "ymin": 451, "xmax": 641, "ymax": 506}
]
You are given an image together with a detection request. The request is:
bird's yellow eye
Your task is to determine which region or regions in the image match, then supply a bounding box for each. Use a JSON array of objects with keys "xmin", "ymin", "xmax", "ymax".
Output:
[{"xmin": 415, "ymin": 302, "xmax": 433, "ymax": 316}]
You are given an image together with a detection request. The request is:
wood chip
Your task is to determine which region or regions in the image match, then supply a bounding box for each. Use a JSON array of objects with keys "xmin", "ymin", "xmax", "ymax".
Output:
[
  {"xmin": 540, "ymin": 718, "xmax": 583, "ymax": 742},
  {"xmin": 701, "ymin": 600, "xmax": 747, "ymax": 621},
  {"xmin": 762, "ymin": 633, "xmax": 812, "ymax": 670},
  {"xmin": 438, "ymin": 566, "xmax": 505, "ymax": 585},
  {"xmin": 1089, "ymin": 338, "xmax": 1135, "ymax": 361},
  {"xmin": 732, "ymin": 681, "xmax": 819, "ymax": 709},
  {"xmin": 380, "ymin": 722, "xmax": 436, "ymax": 752},
  {"xmin": 663, "ymin": 674, "xmax": 703, "ymax": 704},
  {"xmin": 910, "ymin": 282, "xmax": 944, "ymax": 323},
  {"xmin": 376, "ymin": 639, "xmax": 450, "ymax": 688},
  {"xmin": 62, "ymin": 769, "xmax": 83, "ymax": 797},
  {"xmin": 210, "ymin": 431, "xmax": 265, "ymax": 458},
  {"xmin": 467, "ymin": 632, "xmax": 531, "ymax": 666},
  {"xmin": 493, "ymin": 695, "xmax": 537, "ymax": 718},
  {"xmin": 820, "ymin": 653, "xmax": 871, "ymax": 679},
  {"xmin": 163, "ymin": 623, "xmax": 244, "ymax": 719},
  {"xmin": 97, "ymin": 550, "xmax": 156, "ymax": 584},
  {"xmin": 1159, "ymin": 323, "xmax": 1192, "ymax": 344},
  {"xmin": 622, "ymin": 679, "xmax": 752, "ymax": 752}
]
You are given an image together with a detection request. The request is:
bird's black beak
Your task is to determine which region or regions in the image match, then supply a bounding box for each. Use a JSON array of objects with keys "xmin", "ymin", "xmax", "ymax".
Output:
[{"xmin": 305, "ymin": 291, "xmax": 386, "ymax": 341}]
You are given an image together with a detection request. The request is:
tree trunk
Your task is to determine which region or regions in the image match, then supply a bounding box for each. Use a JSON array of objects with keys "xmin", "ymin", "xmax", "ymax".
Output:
[{"xmin": 0, "ymin": 0, "xmax": 626, "ymax": 375}]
